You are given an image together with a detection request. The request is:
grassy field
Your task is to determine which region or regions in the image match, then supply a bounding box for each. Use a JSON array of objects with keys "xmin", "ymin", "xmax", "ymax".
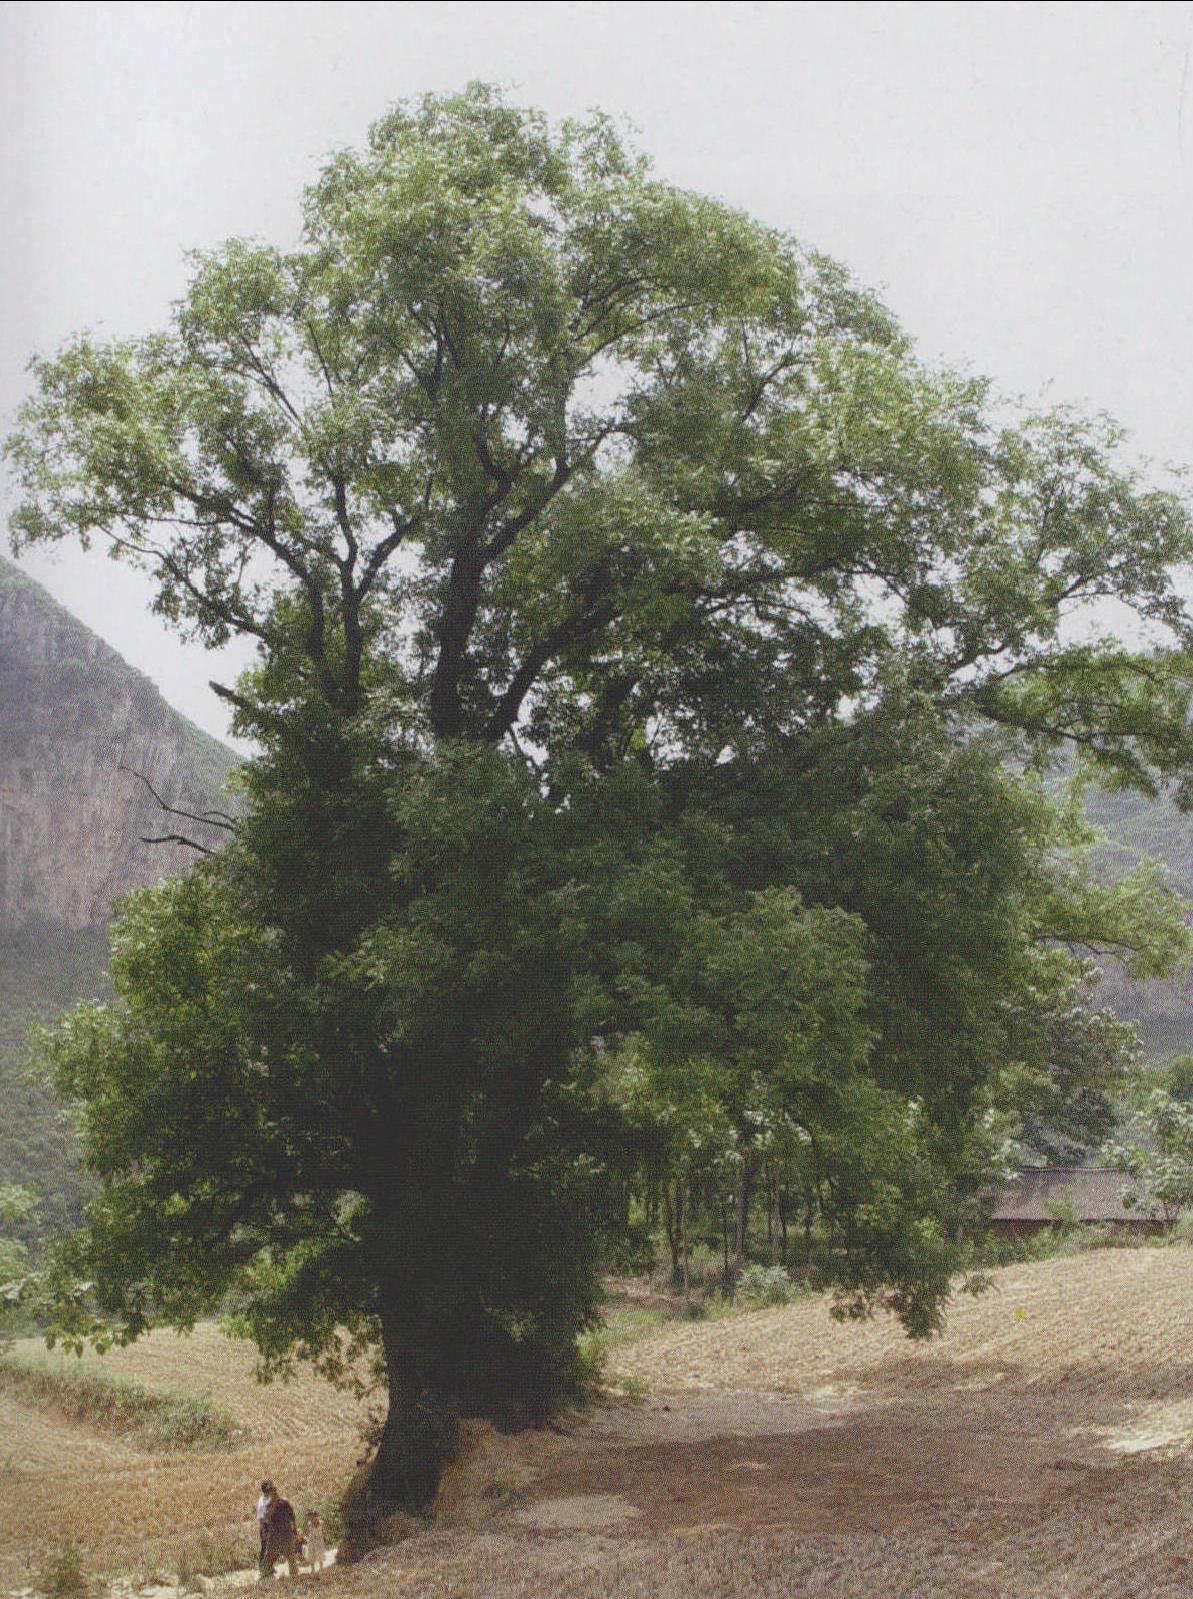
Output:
[{"xmin": 2, "ymin": 1246, "xmax": 1193, "ymax": 1597}]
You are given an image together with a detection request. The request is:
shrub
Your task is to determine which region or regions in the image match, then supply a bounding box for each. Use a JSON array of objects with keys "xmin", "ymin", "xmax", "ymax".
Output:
[
  {"xmin": 982, "ymin": 1227, "xmax": 1063, "ymax": 1266},
  {"xmin": 735, "ymin": 1264, "xmax": 804, "ymax": 1307},
  {"xmin": 1054, "ymin": 1222, "xmax": 1138, "ymax": 1256},
  {"xmin": 1157, "ymin": 1214, "xmax": 1193, "ymax": 1246},
  {"xmin": 613, "ymin": 1372, "xmax": 649, "ymax": 1402},
  {"xmin": 33, "ymin": 1540, "xmax": 90, "ymax": 1599},
  {"xmin": 174, "ymin": 1530, "xmax": 242, "ymax": 1584},
  {"xmin": 575, "ymin": 1306, "xmax": 665, "ymax": 1386},
  {"xmin": 608, "ymin": 1219, "xmax": 656, "ymax": 1275},
  {"xmin": 173, "ymin": 1548, "xmax": 200, "ymax": 1594},
  {"xmin": 571, "ymin": 1329, "xmax": 607, "ymax": 1399},
  {"xmin": 0, "ymin": 1355, "xmax": 242, "ymax": 1450},
  {"xmin": 314, "ymin": 1495, "xmax": 346, "ymax": 1548},
  {"xmin": 977, "ymin": 1223, "xmax": 1148, "ymax": 1267},
  {"xmin": 681, "ymin": 1288, "xmax": 737, "ymax": 1321}
]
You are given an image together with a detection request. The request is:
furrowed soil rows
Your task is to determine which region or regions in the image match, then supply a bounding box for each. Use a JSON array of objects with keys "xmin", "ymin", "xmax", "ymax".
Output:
[{"xmin": 2, "ymin": 1247, "xmax": 1192, "ymax": 1597}]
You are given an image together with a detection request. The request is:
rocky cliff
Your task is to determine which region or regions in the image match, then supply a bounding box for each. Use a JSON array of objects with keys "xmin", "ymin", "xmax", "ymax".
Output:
[
  {"xmin": 0, "ymin": 556, "xmax": 238, "ymax": 1236},
  {"xmin": 0, "ymin": 557, "xmax": 236, "ymax": 932}
]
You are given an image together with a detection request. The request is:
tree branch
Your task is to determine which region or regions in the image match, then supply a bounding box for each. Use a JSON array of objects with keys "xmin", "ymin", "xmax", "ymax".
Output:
[
  {"xmin": 117, "ymin": 764, "xmax": 237, "ymax": 830},
  {"xmin": 483, "ymin": 593, "xmax": 619, "ymax": 742},
  {"xmin": 138, "ymin": 831, "xmax": 217, "ymax": 856}
]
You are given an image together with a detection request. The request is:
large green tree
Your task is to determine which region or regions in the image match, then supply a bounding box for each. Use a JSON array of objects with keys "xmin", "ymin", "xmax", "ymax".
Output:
[{"xmin": 8, "ymin": 85, "xmax": 1193, "ymax": 1538}]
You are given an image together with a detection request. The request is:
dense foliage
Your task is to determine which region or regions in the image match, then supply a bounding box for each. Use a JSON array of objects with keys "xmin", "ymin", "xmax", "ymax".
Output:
[
  {"xmin": 1102, "ymin": 1077, "xmax": 1193, "ymax": 1225},
  {"xmin": 8, "ymin": 86, "xmax": 1193, "ymax": 1534},
  {"xmin": 0, "ymin": 924, "xmax": 107, "ymax": 1244}
]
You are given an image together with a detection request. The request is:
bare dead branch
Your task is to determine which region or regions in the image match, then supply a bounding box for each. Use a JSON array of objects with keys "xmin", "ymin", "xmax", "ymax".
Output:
[
  {"xmin": 118, "ymin": 764, "xmax": 237, "ymax": 831},
  {"xmin": 138, "ymin": 831, "xmax": 217, "ymax": 855}
]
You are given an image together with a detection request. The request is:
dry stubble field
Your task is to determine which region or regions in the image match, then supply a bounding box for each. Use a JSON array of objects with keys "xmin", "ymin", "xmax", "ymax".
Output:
[{"xmin": 3, "ymin": 1246, "xmax": 1193, "ymax": 1598}]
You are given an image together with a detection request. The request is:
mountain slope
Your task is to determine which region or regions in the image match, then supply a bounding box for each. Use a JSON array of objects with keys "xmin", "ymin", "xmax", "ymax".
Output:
[
  {"xmin": 0, "ymin": 556, "xmax": 238, "ymax": 1236},
  {"xmin": 0, "ymin": 557, "xmax": 235, "ymax": 931}
]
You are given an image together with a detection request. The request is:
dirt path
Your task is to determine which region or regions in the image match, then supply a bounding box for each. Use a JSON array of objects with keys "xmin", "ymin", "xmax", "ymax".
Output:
[{"xmin": 512, "ymin": 1417, "xmax": 1090, "ymax": 1536}]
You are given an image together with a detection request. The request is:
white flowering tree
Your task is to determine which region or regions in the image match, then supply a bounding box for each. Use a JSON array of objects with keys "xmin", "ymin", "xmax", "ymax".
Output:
[{"xmin": 1103, "ymin": 1088, "xmax": 1193, "ymax": 1228}]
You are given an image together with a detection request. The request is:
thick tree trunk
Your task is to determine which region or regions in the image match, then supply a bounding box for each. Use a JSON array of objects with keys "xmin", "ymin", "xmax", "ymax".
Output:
[
  {"xmin": 369, "ymin": 1370, "xmax": 456, "ymax": 1512},
  {"xmin": 339, "ymin": 1307, "xmax": 459, "ymax": 1560}
]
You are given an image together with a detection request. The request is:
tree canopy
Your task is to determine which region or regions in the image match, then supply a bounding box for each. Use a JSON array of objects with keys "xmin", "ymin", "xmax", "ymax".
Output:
[{"xmin": 8, "ymin": 84, "xmax": 1193, "ymax": 1540}]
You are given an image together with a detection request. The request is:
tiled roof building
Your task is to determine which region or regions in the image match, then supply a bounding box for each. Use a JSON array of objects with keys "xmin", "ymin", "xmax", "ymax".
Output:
[{"xmin": 986, "ymin": 1167, "xmax": 1173, "ymax": 1234}]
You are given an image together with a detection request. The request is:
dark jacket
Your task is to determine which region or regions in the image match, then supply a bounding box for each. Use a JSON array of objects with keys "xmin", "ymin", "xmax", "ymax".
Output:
[{"xmin": 263, "ymin": 1496, "xmax": 298, "ymax": 1551}]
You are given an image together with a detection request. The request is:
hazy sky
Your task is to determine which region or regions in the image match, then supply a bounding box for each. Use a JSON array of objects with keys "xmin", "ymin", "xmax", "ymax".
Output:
[{"xmin": 4, "ymin": 0, "xmax": 1193, "ymax": 742}]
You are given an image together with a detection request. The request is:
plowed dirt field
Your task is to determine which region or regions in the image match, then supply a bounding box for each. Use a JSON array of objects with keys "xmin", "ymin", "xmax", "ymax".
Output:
[{"xmin": 3, "ymin": 1247, "xmax": 1192, "ymax": 1598}]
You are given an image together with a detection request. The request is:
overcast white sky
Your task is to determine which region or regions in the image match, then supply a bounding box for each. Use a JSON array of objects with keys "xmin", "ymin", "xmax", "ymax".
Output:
[{"xmin": 4, "ymin": 0, "xmax": 1193, "ymax": 742}]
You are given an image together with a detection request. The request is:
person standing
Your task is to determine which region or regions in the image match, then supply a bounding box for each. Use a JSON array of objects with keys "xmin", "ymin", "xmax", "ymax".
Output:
[
  {"xmin": 304, "ymin": 1508, "xmax": 327, "ymax": 1572},
  {"xmin": 256, "ymin": 1481, "xmax": 273, "ymax": 1570},
  {"xmin": 259, "ymin": 1482, "xmax": 301, "ymax": 1580}
]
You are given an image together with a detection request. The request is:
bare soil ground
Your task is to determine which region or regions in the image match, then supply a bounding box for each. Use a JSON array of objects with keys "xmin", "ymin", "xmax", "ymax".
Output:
[{"xmin": 3, "ymin": 1246, "xmax": 1193, "ymax": 1597}]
